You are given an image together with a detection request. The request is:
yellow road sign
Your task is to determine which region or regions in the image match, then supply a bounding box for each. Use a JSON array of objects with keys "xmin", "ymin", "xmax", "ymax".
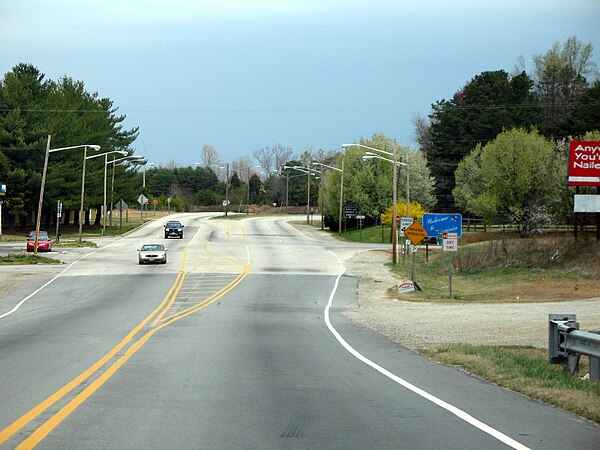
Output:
[{"xmin": 405, "ymin": 220, "xmax": 428, "ymax": 245}]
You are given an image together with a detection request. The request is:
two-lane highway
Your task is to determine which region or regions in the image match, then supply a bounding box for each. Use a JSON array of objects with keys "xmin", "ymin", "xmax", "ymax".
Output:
[{"xmin": 0, "ymin": 214, "xmax": 598, "ymax": 449}]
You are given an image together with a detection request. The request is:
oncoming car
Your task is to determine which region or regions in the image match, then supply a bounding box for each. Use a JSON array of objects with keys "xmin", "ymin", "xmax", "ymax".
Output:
[
  {"xmin": 138, "ymin": 243, "xmax": 167, "ymax": 264},
  {"xmin": 164, "ymin": 220, "xmax": 184, "ymax": 239},
  {"xmin": 26, "ymin": 231, "xmax": 52, "ymax": 252}
]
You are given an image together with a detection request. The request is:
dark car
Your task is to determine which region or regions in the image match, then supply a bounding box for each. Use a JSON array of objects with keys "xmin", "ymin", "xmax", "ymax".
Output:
[
  {"xmin": 27, "ymin": 231, "xmax": 52, "ymax": 252},
  {"xmin": 164, "ymin": 220, "xmax": 184, "ymax": 239}
]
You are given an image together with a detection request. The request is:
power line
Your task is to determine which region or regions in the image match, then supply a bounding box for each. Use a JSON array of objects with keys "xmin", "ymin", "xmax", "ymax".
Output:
[{"xmin": 0, "ymin": 100, "xmax": 598, "ymax": 115}]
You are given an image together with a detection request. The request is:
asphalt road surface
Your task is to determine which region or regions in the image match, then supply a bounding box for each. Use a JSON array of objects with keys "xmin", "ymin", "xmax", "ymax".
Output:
[{"xmin": 0, "ymin": 214, "xmax": 598, "ymax": 449}]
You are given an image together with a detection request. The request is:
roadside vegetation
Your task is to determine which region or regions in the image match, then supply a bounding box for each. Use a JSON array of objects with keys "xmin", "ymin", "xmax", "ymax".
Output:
[
  {"xmin": 422, "ymin": 345, "xmax": 600, "ymax": 424},
  {"xmin": 389, "ymin": 232, "xmax": 600, "ymax": 303},
  {"xmin": 329, "ymin": 223, "xmax": 599, "ymax": 302},
  {"xmin": 0, "ymin": 252, "xmax": 63, "ymax": 265},
  {"xmin": 331, "ymin": 223, "xmax": 600, "ymax": 423}
]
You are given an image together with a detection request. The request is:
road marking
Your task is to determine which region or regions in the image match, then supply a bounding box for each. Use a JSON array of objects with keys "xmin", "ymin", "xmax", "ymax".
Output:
[
  {"xmin": 0, "ymin": 269, "xmax": 185, "ymax": 446},
  {"xmin": 324, "ymin": 268, "xmax": 531, "ymax": 450},
  {"xmin": 1, "ymin": 232, "xmax": 250, "ymax": 448},
  {"xmin": 0, "ymin": 239, "xmax": 124, "ymax": 320},
  {"xmin": 15, "ymin": 265, "xmax": 250, "ymax": 449}
]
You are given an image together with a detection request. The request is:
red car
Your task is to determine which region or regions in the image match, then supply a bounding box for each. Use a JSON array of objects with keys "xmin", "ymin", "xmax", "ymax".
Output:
[{"xmin": 27, "ymin": 231, "xmax": 53, "ymax": 252}]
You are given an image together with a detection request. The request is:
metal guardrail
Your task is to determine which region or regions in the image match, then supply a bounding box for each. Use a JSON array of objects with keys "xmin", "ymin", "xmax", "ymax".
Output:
[{"xmin": 548, "ymin": 314, "xmax": 600, "ymax": 380}]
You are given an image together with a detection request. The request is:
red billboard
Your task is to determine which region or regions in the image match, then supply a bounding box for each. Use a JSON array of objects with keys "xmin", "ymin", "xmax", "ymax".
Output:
[{"xmin": 568, "ymin": 140, "xmax": 600, "ymax": 186}]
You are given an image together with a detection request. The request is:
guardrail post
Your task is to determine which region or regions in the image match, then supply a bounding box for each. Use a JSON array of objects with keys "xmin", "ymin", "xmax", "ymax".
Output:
[
  {"xmin": 590, "ymin": 331, "xmax": 600, "ymax": 381},
  {"xmin": 548, "ymin": 314, "xmax": 577, "ymax": 363}
]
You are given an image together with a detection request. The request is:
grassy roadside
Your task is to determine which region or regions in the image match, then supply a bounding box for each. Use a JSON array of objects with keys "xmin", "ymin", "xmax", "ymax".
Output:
[
  {"xmin": 0, "ymin": 253, "xmax": 63, "ymax": 265},
  {"xmin": 387, "ymin": 233, "xmax": 599, "ymax": 303},
  {"xmin": 328, "ymin": 223, "xmax": 600, "ymax": 423},
  {"xmin": 1, "ymin": 209, "xmax": 174, "ymax": 243},
  {"xmin": 422, "ymin": 344, "xmax": 600, "ymax": 423}
]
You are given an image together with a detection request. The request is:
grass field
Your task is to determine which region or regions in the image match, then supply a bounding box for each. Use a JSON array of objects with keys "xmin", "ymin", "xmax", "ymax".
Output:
[{"xmin": 327, "ymin": 223, "xmax": 600, "ymax": 303}]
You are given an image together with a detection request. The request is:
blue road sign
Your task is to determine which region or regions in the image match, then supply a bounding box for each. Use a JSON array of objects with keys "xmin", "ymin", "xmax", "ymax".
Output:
[{"xmin": 422, "ymin": 213, "xmax": 463, "ymax": 237}]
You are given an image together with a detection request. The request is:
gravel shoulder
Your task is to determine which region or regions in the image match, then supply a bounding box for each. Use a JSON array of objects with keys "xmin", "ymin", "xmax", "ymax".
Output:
[
  {"xmin": 0, "ymin": 265, "xmax": 64, "ymax": 301},
  {"xmin": 343, "ymin": 249, "xmax": 600, "ymax": 351}
]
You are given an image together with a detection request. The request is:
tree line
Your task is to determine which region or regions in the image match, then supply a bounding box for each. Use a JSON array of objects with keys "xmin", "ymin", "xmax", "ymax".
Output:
[
  {"xmin": 0, "ymin": 63, "xmax": 139, "ymax": 231},
  {"xmin": 1, "ymin": 37, "xmax": 598, "ymax": 237}
]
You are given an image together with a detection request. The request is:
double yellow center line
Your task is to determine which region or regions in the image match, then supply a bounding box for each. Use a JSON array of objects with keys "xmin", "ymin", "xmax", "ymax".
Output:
[{"xmin": 0, "ymin": 243, "xmax": 250, "ymax": 449}]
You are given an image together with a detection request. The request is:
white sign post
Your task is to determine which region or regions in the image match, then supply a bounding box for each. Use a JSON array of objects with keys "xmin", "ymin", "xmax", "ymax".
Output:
[
  {"xmin": 138, "ymin": 194, "xmax": 148, "ymax": 220},
  {"xmin": 399, "ymin": 217, "xmax": 414, "ymax": 267},
  {"xmin": 442, "ymin": 232, "xmax": 458, "ymax": 299},
  {"xmin": 399, "ymin": 217, "xmax": 414, "ymax": 237}
]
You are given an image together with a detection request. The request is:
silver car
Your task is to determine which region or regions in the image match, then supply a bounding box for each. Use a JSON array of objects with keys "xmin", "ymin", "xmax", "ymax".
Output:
[{"xmin": 138, "ymin": 244, "xmax": 167, "ymax": 264}]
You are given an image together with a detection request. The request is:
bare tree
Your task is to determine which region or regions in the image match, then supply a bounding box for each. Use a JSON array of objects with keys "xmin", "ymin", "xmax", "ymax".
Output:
[
  {"xmin": 299, "ymin": 148, "xmax": 313, "ymax": 166},
  {"xmin": 201, "ymin": 144, "xmax": 221, "ymax": 170},
  {"xmin": 232, "ymin": 155, "xmax": 253, "ymax": 182},
  {"xmin": 253, "ymin": 147, "xmax": 274, "ymax": 173},
  {"xmin": 310, "ymin": 147, "xmax": 337, "ymax": 164},
  {"xmin": 272, "ymin": 143, "xmax": 295, "ymax": 172},
  {"xmin": 411, "ymin": 113, "xmax": 432, "ymax": 150},
  {"xmin": 254, "ymin": 144, "xmax": 295, "ymax": 174}
]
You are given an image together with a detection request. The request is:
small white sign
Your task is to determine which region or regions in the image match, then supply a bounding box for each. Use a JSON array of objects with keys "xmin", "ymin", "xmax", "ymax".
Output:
[
  {"xmin": 574, "ymin": 194, "xmax": 600, "ymax": 212},
  {"xmin": 356, "ymin": 215, "xmax": 365, "ymax": 219},
  {"xmin": 398, "ymin": 281, "xmax": 415, "ymax": 293},
  {"xmin": 443, "ymin": 237, "xmax": 458, "ymax": 252},
  {"xmin": 399, "ymin": 217, "xmax": 414, "ymax": 237}
]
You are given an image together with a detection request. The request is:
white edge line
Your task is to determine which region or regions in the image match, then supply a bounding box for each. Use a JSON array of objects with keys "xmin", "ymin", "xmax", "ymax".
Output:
[
  {"xmin": 0, "ymin": 239, "xmax": 122, "ymax": 320},
  {"xmin": 324, "ymin": 253, "xmax": 531, "ymax": 450},
  {"xmin": 0, "ymin": 264, "xmax": 72, "ymax": 319}
]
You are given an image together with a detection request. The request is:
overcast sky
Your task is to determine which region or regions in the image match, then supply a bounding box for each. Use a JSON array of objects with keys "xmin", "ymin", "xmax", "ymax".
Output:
[{"xmin": 1, "ymin": 1, "xmax": 599, "ymax": 167}]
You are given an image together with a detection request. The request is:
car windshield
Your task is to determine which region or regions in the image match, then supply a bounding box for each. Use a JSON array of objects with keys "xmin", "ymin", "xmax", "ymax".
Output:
[
  {"xmin": 167, "ymin": 222, "xmax": 181, "ymax": 227},
  {"xmin": 28, "ymin": 232, "xmax": 49, "ymax": 239},
  {"xmin": 141, "ymin": 244, "xmax": 164, "ymax": 251}
]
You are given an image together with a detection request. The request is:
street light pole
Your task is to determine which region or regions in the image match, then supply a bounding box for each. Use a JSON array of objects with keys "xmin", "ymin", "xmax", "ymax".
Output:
[
  {"xmin": 34, "ymin": 135, "xmax": 52, "ymax": 256},
  {"xmin": 340, "ymin": 160, "xmax": 344, "ymax": 237},
  {"xmin": 77, "ymin": 149, "xmax": 126, "ymax": 243},
  {"xmin": 225, "ymin": 163, "xmax": 230, "ymax": 217},
  {"xmin": 103, "ymin": 153, "xmax": 108, "ymax": 236},
  {"xmin": 247, "ymin": 167, "xmax": 250, "ymax": 215},
  {"xmin": 405, "ymin": 148, "xmax": 410, "ymax": 216},
  {"xmin": 284, "ymin": 165, "xmax": 321, "ymax": 225},
  {"xmin": 78, "ymin": 146, "xmax": 88, "ymax": 244},
  {"xmin": 103, "ymin": 155, "xmax": 143, "ymax": 236},
  {"xmin": 307, "ymin": 167, "xmax": 310, "ymax": 224},
  {"xmin": 35, "ymin": 141, "xmax": 101, "ymax": 249},
  {"xmin": 312, "ymin": 161, "xmax": 344, "ymax": 236},
  {"xmin": 343, "ymin": 143, "xmax": 407, "ymax": 264},
  {"xmin": 391, "ymin": 146, "xmax": 398, "ymax": 264}
]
